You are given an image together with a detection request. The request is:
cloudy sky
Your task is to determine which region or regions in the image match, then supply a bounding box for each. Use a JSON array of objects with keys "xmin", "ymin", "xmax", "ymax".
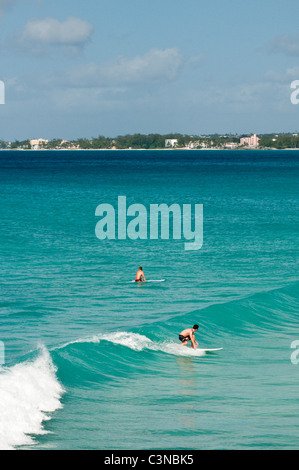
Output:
[{"xmin": 1, "ymin": 0, "xmax": 299, "ymax": 140}]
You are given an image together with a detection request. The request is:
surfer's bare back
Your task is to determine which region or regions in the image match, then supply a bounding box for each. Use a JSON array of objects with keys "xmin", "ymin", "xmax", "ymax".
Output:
[{"xmin": 135, "ymin": 267, "xmax": 146, "ymax": 283}]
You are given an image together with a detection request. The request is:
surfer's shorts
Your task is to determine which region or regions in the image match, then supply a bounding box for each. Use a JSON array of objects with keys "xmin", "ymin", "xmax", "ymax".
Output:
[
  {"xmin": 135, "ymin": 279, "xmax": 143, "ymax": 282},
  {"xmin": 179, "ymin": 335, "xmax": 189, "ymax": 343}
]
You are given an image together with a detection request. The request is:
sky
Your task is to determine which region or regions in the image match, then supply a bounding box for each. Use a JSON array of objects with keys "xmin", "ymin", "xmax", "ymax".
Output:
[{"xmin": 1, "ymin": 0, "xmax": 299, "ymax": 140}]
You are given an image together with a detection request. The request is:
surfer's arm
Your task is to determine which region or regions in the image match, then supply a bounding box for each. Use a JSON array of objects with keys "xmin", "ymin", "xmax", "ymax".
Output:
[
  {"xmin": 191, "ymin": 335, "xmax": 197, "ymax": 349},
  {"xmin": 142, "ymin": 272, "xmax": 146, "ymax": 281}
]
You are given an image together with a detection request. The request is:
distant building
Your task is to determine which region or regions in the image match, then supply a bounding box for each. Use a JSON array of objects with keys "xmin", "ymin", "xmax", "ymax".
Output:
[
  {"xmin": 165, "ymin": 139, "xmax": 178, "ymax": 148},
  {"xmin": 30, "ymin": 138, "xmax": 48, "ymax": 150},
  {"xmin": 186, "ymin": 141, "xmax": 200, "ymax": 149},
  {"xmin": 224, "ymin": 142, "xmax": 238, "ymax": 149},
  {"xmin": 240, "ymin": 134, "xmax": 260, "ymax": 148}
]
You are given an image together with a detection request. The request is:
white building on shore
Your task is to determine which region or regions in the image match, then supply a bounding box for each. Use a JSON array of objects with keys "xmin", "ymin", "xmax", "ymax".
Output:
[
  {"xmin": 165, "ymin": 139, "xmax": 178, "ymax": 148},
  {"xmin": 224, "ymin": 142, "xmax": 239, "ymax": 149},
  {"xmin": 30, "ymin": 138, "xmax": 48, "ymax": 150},
  {"xmin": 240, "ymin": 134, "xmax": 260, "ymax": 148}
]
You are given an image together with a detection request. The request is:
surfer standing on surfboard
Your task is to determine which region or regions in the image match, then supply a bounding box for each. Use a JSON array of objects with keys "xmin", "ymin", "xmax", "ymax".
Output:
[
  {"xmin": 135, "ymin": 267, "xmax": 146, "ymax": 283},
  {"xmin": 179, "ymin": 325, "xmax": 199, "ymax": 349}
]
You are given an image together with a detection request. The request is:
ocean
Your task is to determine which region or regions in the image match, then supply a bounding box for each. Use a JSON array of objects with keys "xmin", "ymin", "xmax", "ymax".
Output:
[{"xmin": 0, "ymin": 149, "xmax": 298, "ymax": 450}]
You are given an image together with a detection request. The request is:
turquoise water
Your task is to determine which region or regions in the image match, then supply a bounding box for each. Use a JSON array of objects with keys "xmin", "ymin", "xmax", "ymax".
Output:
[{"xmin": 0, "ymin": 150, "xmax": 298, "ymax": 449}]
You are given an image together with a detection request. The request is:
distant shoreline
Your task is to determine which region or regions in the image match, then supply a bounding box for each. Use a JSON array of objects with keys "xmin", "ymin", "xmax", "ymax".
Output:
[
  {"xmin": 2, "ymin": 133, "xmax": 299, "ymax": 151},
  {"xmin": 1, "ymin": 148, "xmax": 299, "ymax": 151}
]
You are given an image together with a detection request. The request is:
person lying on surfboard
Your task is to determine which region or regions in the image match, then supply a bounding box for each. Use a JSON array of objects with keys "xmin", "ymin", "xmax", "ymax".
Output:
[
  {"xmin": 179, "ymin": 325, "xmax": 199, "ymax": 349},
  {"xmin": 135, "ymin": 267, "xmax": 146, "ymax": 283}
]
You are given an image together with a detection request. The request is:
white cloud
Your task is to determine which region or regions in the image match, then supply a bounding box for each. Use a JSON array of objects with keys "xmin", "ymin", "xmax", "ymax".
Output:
[
  {"xmin": 265, "ymin": 67, "xmax": 299, "ymax": 83},
  {"xmin": 268, "ymin": 35, "xmax": 299, "ymax": 56},
  {"xmin": 20, "ymin": 16, "xmax": 94, "ymax": 47},
  {"xmin": 61, "ymin": 48, "xmax": 183, "ymax": 87},
  {"xmin": 8, "ymin": 48, "xmax": 184, "ymax": 113}
]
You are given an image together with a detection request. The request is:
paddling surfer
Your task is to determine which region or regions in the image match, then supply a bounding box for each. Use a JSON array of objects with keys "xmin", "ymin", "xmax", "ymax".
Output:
[
  {"xmin": 135, "ymin": 267, "xmax": 146, "ymax": 283},
  {"xmin": 179, "ymin": 325, "xmax": 199, "ymax": 349}
]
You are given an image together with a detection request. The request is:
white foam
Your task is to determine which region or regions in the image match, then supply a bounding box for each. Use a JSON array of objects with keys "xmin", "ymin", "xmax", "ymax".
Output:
[
  {"xmin": 51, "ymin": 331, "xmax": 214, "ymax": 362},
  {"xmin": 0, "ymin": 347, "xmax": 64, "ymax": 450},
  {"xmin": 100, "ymin": 332, "xmax": 153, "ymax": 351},
  {"xmin": 52, "ymin": 335, "xmax": 100, "ymax": 351}
]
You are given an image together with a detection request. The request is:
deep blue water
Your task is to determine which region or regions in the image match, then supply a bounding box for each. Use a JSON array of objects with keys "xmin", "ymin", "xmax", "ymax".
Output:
[{"xmin": 0, "ymin": 150, "xmax": 298, "ymax": 449}]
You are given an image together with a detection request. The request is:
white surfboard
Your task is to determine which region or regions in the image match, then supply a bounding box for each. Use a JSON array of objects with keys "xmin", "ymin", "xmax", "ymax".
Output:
[{"xmin": 200, "ymin": 348, "xmax": 223, "ymax": 352}]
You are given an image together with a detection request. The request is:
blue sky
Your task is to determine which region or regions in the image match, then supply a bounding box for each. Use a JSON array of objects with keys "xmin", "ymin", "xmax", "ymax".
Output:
[{"xmin": 1, "ymin": 0, "xmax": 299, "ymax": 140}]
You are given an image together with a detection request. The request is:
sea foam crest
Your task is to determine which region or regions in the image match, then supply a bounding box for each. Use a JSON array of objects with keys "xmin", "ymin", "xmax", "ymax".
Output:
[
  {"xmin": 99, "ymin": 332, "xmax": 206, "ymax": 357},
  {"xmin": 0, "ymin": 347, "xmax": 64, "ymax": 450},
  {"xmin": 52, "ymin": 332, "xmax": 208, "ymax": 357},
  {"xmin": 52, "ymin": 335, "xmax": 100, "ymax": 351}
]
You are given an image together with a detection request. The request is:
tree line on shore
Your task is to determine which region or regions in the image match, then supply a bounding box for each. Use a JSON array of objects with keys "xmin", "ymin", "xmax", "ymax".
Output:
[{"xmin": 1, "ymin": 133, "xmax": 299, "ymax": 150}]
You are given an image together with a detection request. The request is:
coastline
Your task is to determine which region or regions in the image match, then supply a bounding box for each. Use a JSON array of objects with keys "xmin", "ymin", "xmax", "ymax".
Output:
[{"xmin": 1, "ymin": 147, "xmax": 299, "ymax": 151}]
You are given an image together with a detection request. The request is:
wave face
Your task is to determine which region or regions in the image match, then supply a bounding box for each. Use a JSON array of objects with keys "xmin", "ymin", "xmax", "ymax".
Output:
[
  {"xmin": 55, "ymin": 331, "xmax": 207, "ymax": 357},
  {"xmin": 0, "ymin": 348, "xmax": 64, "ymax": 450},
  {"xmin": 38, "ymin": 281, "xmax": 298, "ymax": 450},
  {"xmin": 1, "ymin": 150, "xmax": 298, "ymax": 449}
]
